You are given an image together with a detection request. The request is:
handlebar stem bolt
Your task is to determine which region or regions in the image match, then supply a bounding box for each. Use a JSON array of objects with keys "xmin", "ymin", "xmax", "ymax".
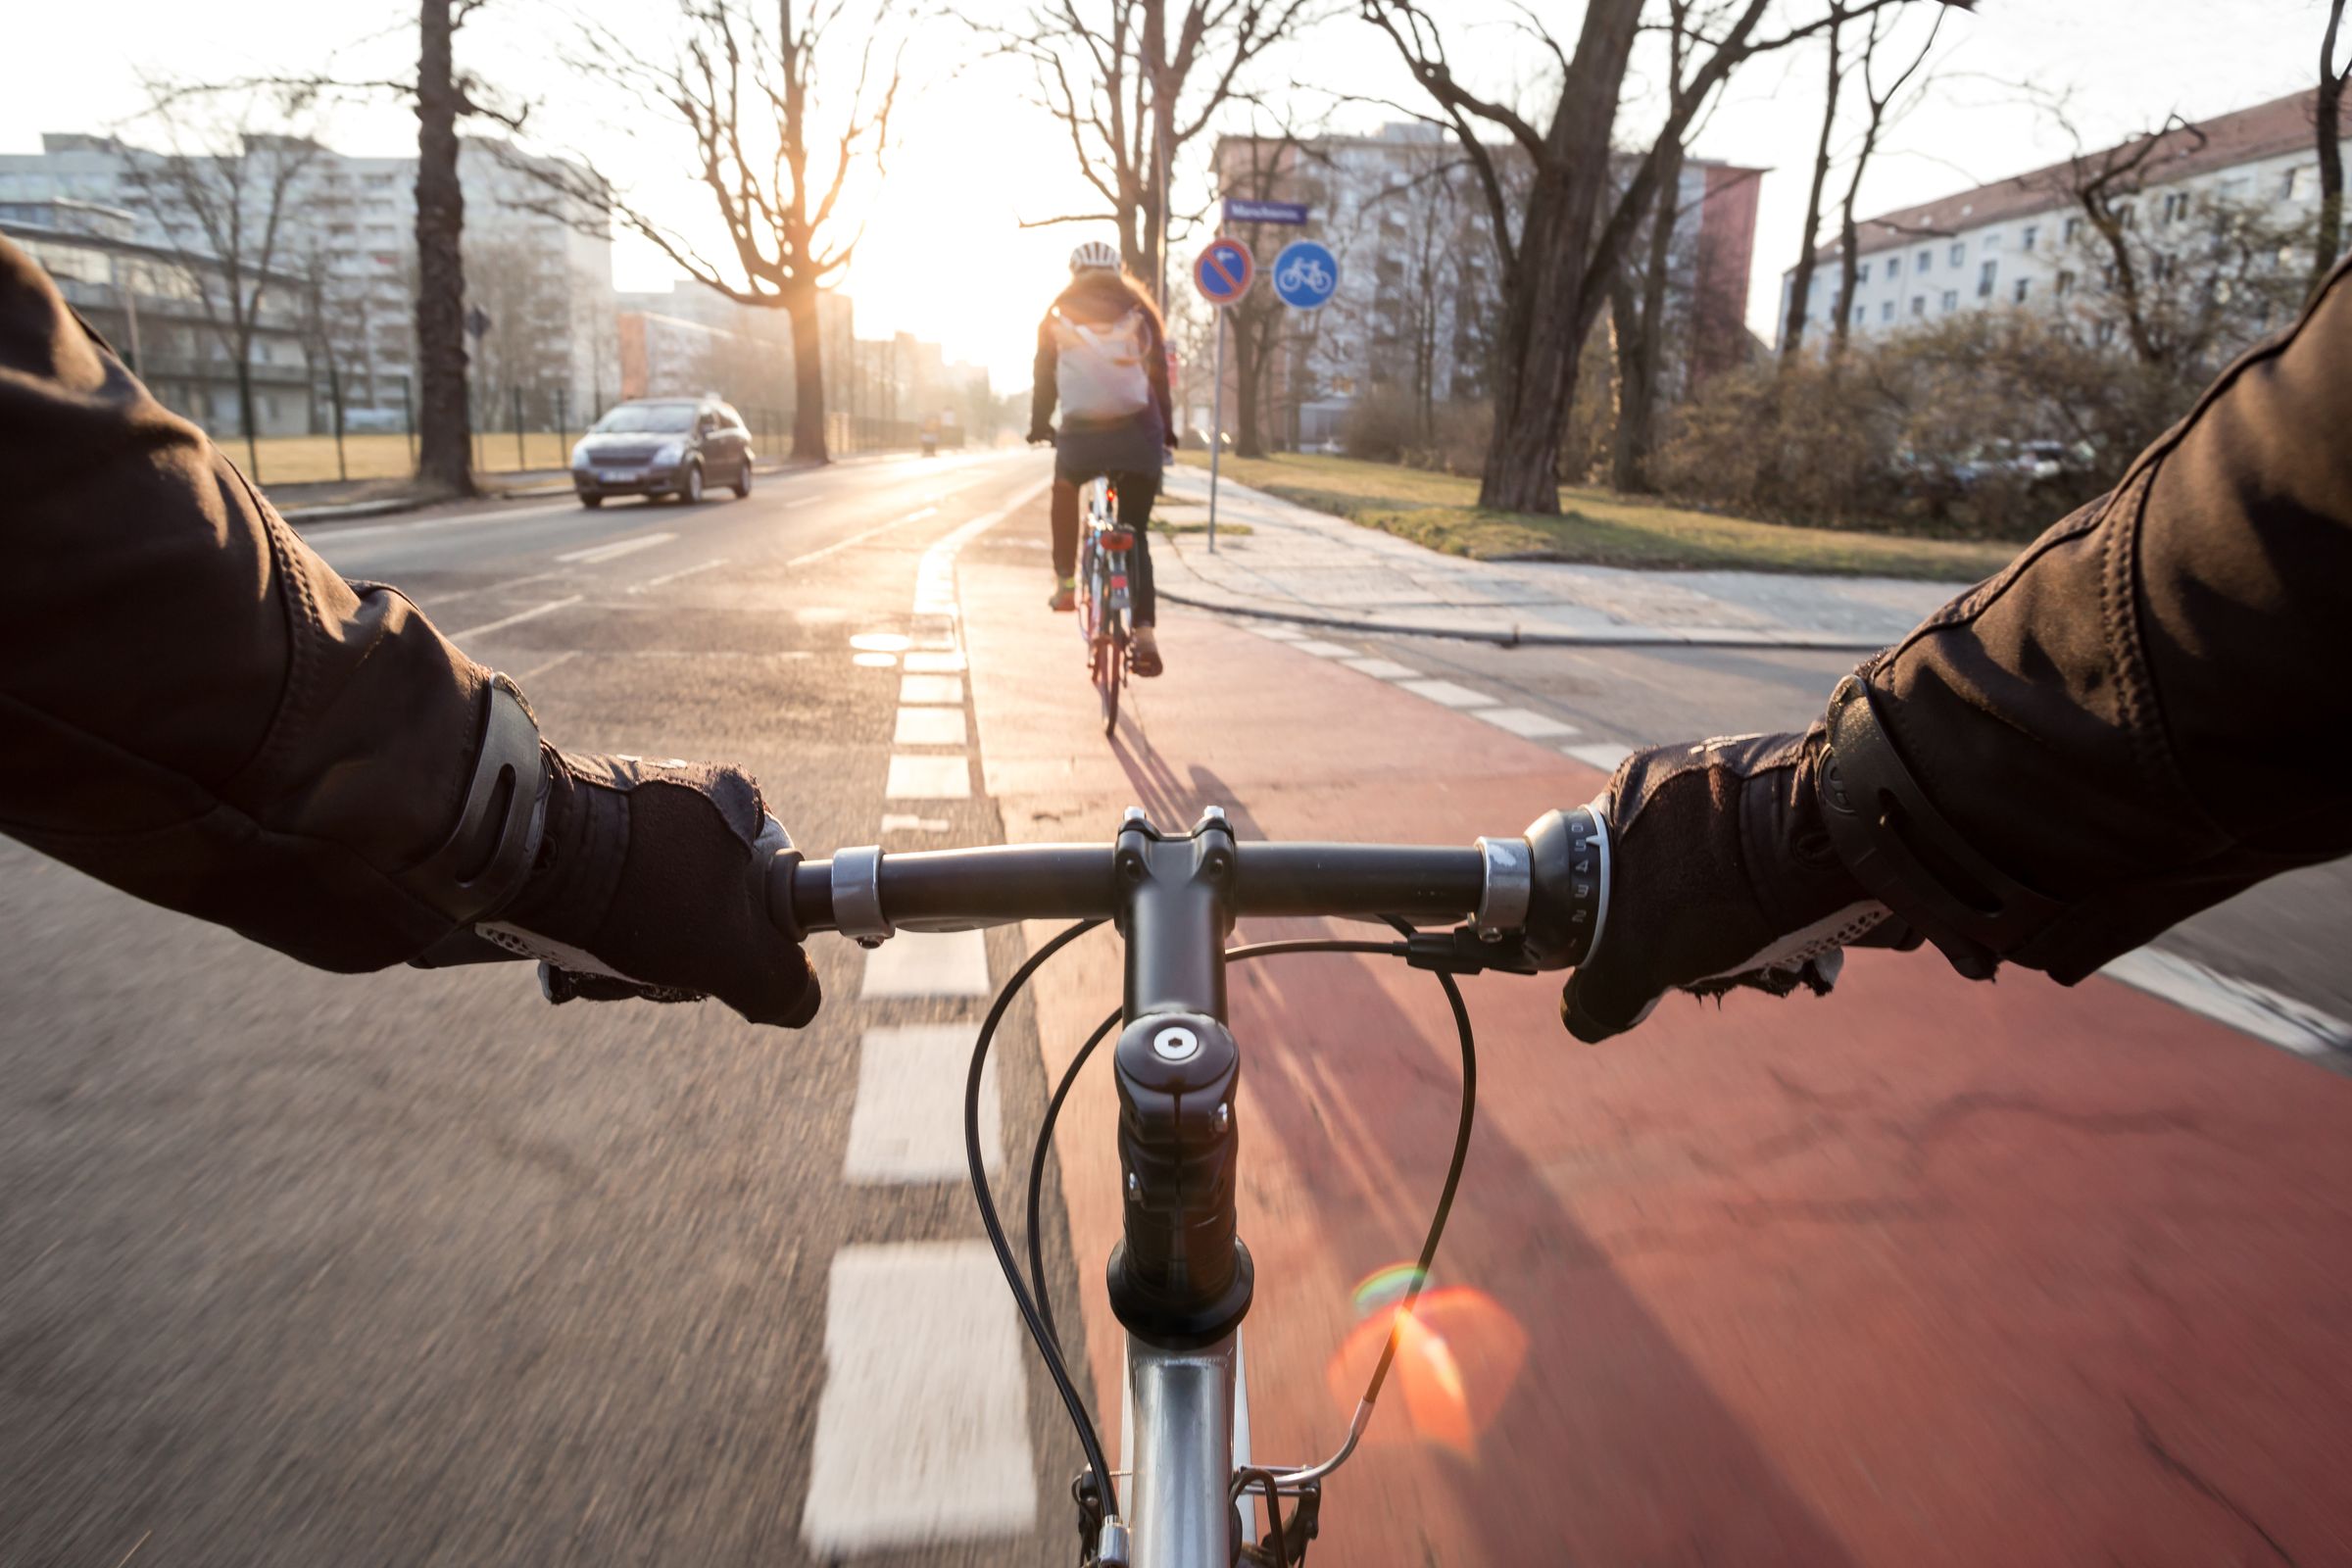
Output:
[{"xmin": 1152, "ymin": 1026, "xmax": 1200, "ymax": 1061}]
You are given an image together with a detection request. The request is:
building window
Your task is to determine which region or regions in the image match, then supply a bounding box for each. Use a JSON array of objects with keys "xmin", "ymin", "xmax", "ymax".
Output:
[
  {"xmin": 1916, "ymin": 248, "xmax": 1933, "ymax": 273},
  {"xmin": 2114, "ymin": 200, "xmax": 2136, "ymax": 228},
  {"xmin": 1882, "ymin": 300, "xmax": 1895, "ymax": 322},
  {"xmin": 2056, "ymin": 270, "xmax": 2076, "ymax": 297},
  {"xmin": 2063, "ymin": 216, "xmax": 2082, "ymax": 243},
  {"xmin": 1853, "ymin": 305, "xmax": 1867, "ymax": 325},
  {"xmin": 1858, "ymin": 259, "xmax": 1871, "ymax": 282},
  {"xmin": 1940, "ymin": 289, "xmax": 1958, "ymax": 311},
  {"xmin": 1948, "ymin": 241, "xmax": 1965, "ymax": 266},
  {"xmin": 1984, "ymin": 231, "xmax": 2003, "ymax": 252},
  {"xmin": 2159, "ymin": 190, "xmax": 2187, "ymax": 224},
  {"xmin": 2022, "ymin": 224, "xmax": 2039, "ymax": 252},
  {"xmin": 1978, "ymin": 259, "xmax": 1997, "ymax": 297},
  {"xmin": 2014, "ymin": 276, "xmax": 2032, "ymax": 303},
  {"xmin": 1911, "ymin": 295, "xmax": 1926, "ymax": 317}
]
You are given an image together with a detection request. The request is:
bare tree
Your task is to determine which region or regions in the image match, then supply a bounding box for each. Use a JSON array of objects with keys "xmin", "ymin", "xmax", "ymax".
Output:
[
  {"xmin": 527, "ymin": 0, "xmax": 901, "ymax": 464},
  {"xmin": 1362, "ymin": 0, "xmax": 1966, "ymax": 514},
  {"xmin": 992, "ymin": 0, "xmax": 1326, "ymax": 304},
  {"xmin": 1780, "ymin": 2, "xmax": 1849, "ymax": 360},
  {"xmin": 1829, "ymin": 3, "xmax": 1945, "ymax": 351},
  {"xmin": 2315, "ymin": 0, "xmax": 2348, "ymax": 298},
  {"xmin": 117, "ymin": 83, "xmax": 319, "ymax": 479}
]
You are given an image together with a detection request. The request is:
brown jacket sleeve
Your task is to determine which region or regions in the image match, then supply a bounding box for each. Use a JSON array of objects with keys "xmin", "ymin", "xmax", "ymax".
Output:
[
  {"xmin": 0, "ymin": 235, "xmax": 493, "ymax": 971},
  {"xmin": 1854, "ymin": 252, "xmax": 2352, "ymax": 982}
]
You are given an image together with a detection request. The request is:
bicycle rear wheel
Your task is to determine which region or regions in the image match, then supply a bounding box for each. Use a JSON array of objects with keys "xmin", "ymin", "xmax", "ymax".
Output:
[{"xmin": 1097, "ymin": 615, "xmax": 1125, "ymax": 736}]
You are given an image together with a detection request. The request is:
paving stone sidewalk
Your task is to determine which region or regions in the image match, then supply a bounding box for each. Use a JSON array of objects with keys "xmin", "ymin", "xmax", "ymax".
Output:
[{"xmin": 1151, "ymin": 466, "xmax": 1974, "ymax": 650}]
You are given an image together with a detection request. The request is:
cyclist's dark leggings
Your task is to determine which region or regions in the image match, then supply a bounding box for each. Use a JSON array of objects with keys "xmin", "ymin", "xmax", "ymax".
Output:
[{"xmin": 1051, "ymin": 469, "xmax": 1159, "ymax": 626}]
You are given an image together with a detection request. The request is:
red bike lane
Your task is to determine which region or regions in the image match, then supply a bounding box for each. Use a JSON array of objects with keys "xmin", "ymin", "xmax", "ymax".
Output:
[{"xmin": 957, "ymin": 518, "xmax": 2352, "ymax": 1566}]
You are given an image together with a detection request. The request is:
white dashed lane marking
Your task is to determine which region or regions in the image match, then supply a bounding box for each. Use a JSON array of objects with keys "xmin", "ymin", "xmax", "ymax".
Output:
[
  {"xmin": 1396, "ymin": 678, "xmax": 1497, "ymax": 710},
  {"xmin": 556, "ymin": 530, "xmax": 675, "ymax": 564},
  {"xmin": 446, "ymin": 596, "xmax": 583, "ymax": 642},
  {"xmin": 845, "ymin": 1025, "xmax": 1002, "ymax": 1182},
  {"xmin": 885, "ymin": 754, "xmax": 972, "ymax": 799},
  {"xmin": 1564, "ymin": 741, "xmax": 1635, "ymax": 772},
  {"xmin": 1342, "ymin": 657, "xmax": 1420, "ymax": 679},
  {"xmin": 894, "ymin": 707, "xmax": 969, "ymax": 747},
  {"xmin": 900, "ymin": 674, "xmax": 965, "ymax": 705},
  {"xmin": 861, "ymin": 929, "xmax": 994, "ymax": 999},
  {"xmin": 1476, "ymin": 706, "xmax": 1580, "ymax": 739},
  {"xmin": 801, "ymin": 1243, "xmax": 1037, "ymax": 1552},
  {"xmin": 1289, "ymin": 639, "xmax": 1357, "ymax": 658}
]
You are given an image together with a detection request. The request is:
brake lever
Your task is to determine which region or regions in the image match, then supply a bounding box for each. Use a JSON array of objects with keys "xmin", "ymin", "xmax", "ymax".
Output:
[{"xmin": 1403, "ymin": 926, "xmax": 1541, "ymax": 977}]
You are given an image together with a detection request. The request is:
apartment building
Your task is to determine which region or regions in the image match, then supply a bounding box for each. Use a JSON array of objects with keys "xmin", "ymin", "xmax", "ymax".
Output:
[
  {"xmin": 1777, "ymin": 88, "xmax": 2350, "ymax": 349},
  {"xmin": 0, "ymin": 132, "xmax": 618, "ymax": 425},
  {"xmin": 1210, "ymin": 124, "xmax": 1763, "ymax": 448},
  {"xmin": 0, "ymin": 198, "xmax": 310, "ymax": 438}
]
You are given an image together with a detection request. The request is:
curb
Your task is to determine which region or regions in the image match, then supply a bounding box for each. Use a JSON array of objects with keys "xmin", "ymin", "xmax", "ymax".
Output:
[
  {"xmin": 1153, "ymin": 587, "xmax": 1894, "ymax": 653},
  {"xmin": 281, "ymin": 459, "xmax": 816, "ymax": 525}
]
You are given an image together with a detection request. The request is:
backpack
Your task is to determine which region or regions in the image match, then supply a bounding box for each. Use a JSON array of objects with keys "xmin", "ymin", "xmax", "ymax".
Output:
[{"xmin": 1051, "ymin": 306, "xmax": 1152, "ymax": 421}]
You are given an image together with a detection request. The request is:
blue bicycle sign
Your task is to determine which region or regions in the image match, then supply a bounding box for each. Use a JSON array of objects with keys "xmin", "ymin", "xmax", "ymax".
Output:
[{"xmin": 1272, "ymin": 240, "xmax": 1341, "ymax": 310}]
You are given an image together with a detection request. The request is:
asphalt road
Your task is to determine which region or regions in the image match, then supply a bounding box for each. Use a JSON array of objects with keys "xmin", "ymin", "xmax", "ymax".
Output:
[
  {"xmin": 0, "ymin": 451, "xmax": 1092, "ymax": 1567},
  {"xmin": 4, "ymin": 455, "xmax": 2346, "ymax": 1566}
]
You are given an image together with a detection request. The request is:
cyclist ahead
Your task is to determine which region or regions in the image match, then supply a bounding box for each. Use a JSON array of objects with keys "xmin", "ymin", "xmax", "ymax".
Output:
[{"xmin": 1029, "ymin": 241, "xmax": 1177, "ymax": 677}]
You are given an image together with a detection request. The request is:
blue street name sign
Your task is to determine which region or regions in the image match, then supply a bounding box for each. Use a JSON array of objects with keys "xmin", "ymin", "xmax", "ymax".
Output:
[
  {"xmin": 1222, "ymin": 198, "xmax": 1310, "ymax": 225},
  {"xmin": 1271, "ymin": 240, "xmax": 1341, "ymax": 311}
]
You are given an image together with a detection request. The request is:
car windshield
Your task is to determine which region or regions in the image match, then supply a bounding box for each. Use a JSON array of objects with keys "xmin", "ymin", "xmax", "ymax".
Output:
[{"xmin": 592, "ymin": 403, "xmax": 698, "ymax": 434}]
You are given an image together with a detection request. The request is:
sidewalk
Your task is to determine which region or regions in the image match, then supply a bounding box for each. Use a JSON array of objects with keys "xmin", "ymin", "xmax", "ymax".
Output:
[{"xmin": 1152, "ymin": 466, "xmax": 1967, "ymax": 650}]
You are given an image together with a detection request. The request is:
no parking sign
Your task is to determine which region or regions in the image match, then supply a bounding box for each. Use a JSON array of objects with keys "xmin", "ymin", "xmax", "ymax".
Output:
[{"xmin": 1192, "ymin": 237, "xmax": 1254, "ymax": 308}]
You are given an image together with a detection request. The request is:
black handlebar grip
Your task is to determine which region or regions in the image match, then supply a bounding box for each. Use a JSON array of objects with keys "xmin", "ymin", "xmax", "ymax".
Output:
[{"xmin": 1103, "ymin": 1010, "xmax": 1254, "ymax": 1349}]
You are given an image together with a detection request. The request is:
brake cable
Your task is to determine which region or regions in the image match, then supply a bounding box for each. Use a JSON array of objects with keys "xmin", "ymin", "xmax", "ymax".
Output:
[{"xmin": 976, "ymin": 920, "xmax": 1480, "ymax": 1540}]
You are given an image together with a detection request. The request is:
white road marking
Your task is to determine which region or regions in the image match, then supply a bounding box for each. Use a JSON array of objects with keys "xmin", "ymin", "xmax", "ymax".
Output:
[
  {"xmin": 1248, "ymin": 623, "xmax": 1308, "ymax": 641},
  {"xmin": 885, "ymin": 754, "xmax": 972, "ymax": 799},
  {"xmin": 852, "ymin": 652, "xmax": 899, "ymax": 667},
  {"xmin": 421, "ymin": 568, "xmax": 567, "ymax": 605},
  {"xmin": 557, "ymin": 530, "xmax": 675, "ymax": 564},
  {"xmin": 781, "ymin": 494, "xmax": 823, "ymax": 509},
  {"xmin": 879, "ymin": 813, "xmax": 952, "ymax": 833},
  {"xmin": 296, "ymin": 498, "xmax": 582, "ymax": 543},
  {"xmin": 786, "ymin": 505, "xmax": 939, "ymax": 568},
  {"xmin": 1396, "ymin": 678, "xmax": 1497, "ymax": 709},
  {"xmin": 632, "ymin": 556, "xmax": 728, "ymax": 590},
  {"xmin": 447, "ymin": 596, "xmax": 583, "ymax": 641},
  {"xmin": 515, "ymin": 650, "xmax": 579, "ymax": 681},
  {"xmin": 861, "ymin": 929, "xmax": 994, "ymax": 998},
  {"xmin": 894, "ymin": 708, "xmax": 968, "ymax": 747},
  {"xmin": 1289, "ymin": 639, "xmax": 1359, "ymax": 658},
  {"xmin": 1475, "ymin": 706, "xmax": 1580, "ymax": 739},
  {"xmin": 1563, "ymin": 741, "xmax": 1635, "ymax": 772},
  {"xmin": 851, "ymin": 632, "xmax": 912, "ymax": 652},
  {"xmin": 1342, "ymin": 657, "xmax": 1421, "ymax": 680},
  {"xmin": 801, "ymin": 1243, "xmax": 1036, "ymax": 1552},
  {"xmin": 903, "ymin": 651, "xmax": 967, "ymax": 673},
  {"xmin": 2100, "ymin": 948, "xmax": 2352, "ymax": 1059},
  {"xmin": 900, "ymin": 674, "xmax": 965, "ymax": 705},
  {"xmin": 844, "ymin": 1024, "xmax": 1001, "ymax": 1182}
]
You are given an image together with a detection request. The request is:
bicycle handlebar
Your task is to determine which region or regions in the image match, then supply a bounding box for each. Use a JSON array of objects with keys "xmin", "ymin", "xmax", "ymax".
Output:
[{"xmin": 774, "ymin": 840, "xmax": 1492, "ymax": 936}]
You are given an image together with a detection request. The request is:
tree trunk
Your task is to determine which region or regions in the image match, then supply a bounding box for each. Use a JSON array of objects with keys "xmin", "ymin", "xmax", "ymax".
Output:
[
  {"xmin": 1612, "ymin": 138, "xmax": 1681, "ymax": 493},
  {"xmin": 1476, "ymin": 0, "xmax": 1643, "ymax": 514},
  {"xmin": 1781, "ymin": 10, "xmax": 1844, "ymax": 361},
  {"xmin": 413, "ymin": 0, "xmax": 473, "ymax": 498},
  {"xmin": 236, "ymin": 355, "xmax": 262, "ymax": 481},
  {"xmin": 1830, "ymin": 121, "xmax": 1876, "ymax": 354},
  {"xmin": 2315, "ymin": 0, "xmax": 2346, "ymax": 299},
  {"xmin": 786, "ymin": 280, "xmax": 830, "ymax": 463}
]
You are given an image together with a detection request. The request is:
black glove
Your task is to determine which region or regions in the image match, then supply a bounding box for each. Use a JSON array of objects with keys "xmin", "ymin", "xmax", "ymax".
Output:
[
  {"xmin": 482, "ymin": 751, "xmax": 821, "ymax": 1028},
  {"xmin": 1028, "ymin": 426, "xmax": 1056, "ymax": 446},
  {"xmin": 1560, "ymin": 729, "xmax": 1918, "ymax": 1043}
]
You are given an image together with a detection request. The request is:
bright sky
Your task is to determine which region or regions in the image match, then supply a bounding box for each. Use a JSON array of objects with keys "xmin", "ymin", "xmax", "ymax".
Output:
[{"xmin": 4, "ymin": 0, "xmax": 2336, "ymax": 388}]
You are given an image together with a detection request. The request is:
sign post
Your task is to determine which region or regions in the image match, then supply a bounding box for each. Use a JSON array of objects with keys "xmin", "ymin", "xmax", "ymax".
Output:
[{"xmin": 1192, "ymin": 237, "xmax": 1254, "ymax": 554}]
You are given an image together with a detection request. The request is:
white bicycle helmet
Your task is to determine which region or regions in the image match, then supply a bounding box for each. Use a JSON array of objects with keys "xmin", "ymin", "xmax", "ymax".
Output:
[{"xmin": 1068, "ymin": 240, "xmax": 1121, "ymax": 273}]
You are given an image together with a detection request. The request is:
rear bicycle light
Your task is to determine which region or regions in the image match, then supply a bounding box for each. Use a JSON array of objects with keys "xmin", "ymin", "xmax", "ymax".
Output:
[{"xmin": 1101, "ymin": 530, "xmax": 1136, "ymax": 551}]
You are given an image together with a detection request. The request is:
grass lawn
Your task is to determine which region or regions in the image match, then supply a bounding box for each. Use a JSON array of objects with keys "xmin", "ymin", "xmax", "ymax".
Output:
[
  {"xmin": 1175, "ymin": 451, "xmax": 2018, "ymax": 580},
  {"xmin": 216, "ymin": 431, "xmax": 577, "ymax": 487}
]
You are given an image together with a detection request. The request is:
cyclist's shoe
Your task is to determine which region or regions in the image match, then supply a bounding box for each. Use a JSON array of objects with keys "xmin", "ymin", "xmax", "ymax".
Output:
[
  {"xmin": 1048, "ymin": 577, "xmax": 1077, "ymax": 612},
  {"xmin": 1130, "ymin": 625, "xmax": 1164, "ymax": 676}
]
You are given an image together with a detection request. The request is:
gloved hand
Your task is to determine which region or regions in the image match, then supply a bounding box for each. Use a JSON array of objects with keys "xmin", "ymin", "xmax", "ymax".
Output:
[
  {"xmin": 481, "ymin": 751, "xmax": 821, "ymax": 1028},
  {"xmin": 1028, "ymin": 426, "xmax": 1056, "ymax": 447},
  {"xmin": 1561, "ymin": 729, "xmax": 1918, "ymax": 1043}
]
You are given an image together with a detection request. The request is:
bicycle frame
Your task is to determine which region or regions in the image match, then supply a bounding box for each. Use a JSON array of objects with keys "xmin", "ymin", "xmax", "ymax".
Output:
[
  {"xmin": 1077, "ymin": 477, "xmax": 1134, "ymax": 735},
  {"xmin": 780, "ymin": 809, "xmax": 1606, "ymax": 1566}
]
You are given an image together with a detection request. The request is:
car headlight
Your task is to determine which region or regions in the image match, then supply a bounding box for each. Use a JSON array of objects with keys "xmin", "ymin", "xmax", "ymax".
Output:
[
  {"xmin": 653, "ymin": 441, "xmax": 685, "ymax": 466},
  {"xmin": 569, "ymin": 440, "xmax": 590, "ymax": 468}
]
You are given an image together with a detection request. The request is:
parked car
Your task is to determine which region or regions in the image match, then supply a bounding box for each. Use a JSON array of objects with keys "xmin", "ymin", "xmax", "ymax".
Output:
[{"xmin": 570, "ymin": 396, "xmax": 754, "ymax": 507}]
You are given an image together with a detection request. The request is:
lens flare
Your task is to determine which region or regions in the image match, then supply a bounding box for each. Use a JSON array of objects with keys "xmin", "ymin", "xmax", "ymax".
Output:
[{"xmin": 1327, "ymin": 1266, "xmax": 1527, "ymax": 1460}]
